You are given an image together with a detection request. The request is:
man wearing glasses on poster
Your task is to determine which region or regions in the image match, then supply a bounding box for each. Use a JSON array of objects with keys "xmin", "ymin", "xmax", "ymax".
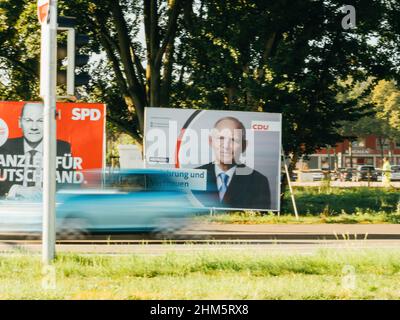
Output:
[{"xmin": 195, "ymin": 116, "xmax": 271, "ymax": 210}]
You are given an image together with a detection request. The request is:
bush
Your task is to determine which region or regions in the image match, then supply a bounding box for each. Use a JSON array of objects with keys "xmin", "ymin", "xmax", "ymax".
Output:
[{"xmin": 281, "ymin": 187, "xmax": 399, "ymax": 216}]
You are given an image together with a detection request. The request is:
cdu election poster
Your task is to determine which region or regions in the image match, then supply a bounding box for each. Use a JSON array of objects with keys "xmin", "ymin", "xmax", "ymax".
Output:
[
  {"xmin": 0, "ymin": 101, "xmax": 106, "ymax": 200},
  {"xmin": 144, "ymin": 107, "xmax": 282, "ymax": 211}
]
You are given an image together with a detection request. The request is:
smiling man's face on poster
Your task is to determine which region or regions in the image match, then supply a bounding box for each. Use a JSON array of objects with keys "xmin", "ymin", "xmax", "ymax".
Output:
[
  {"xmin": 209, "ymin": 118, "xmax": 246, "ymax": 168},
  {"xmin": 19, "ymin": 103, "xmax": 44, "ymax": 147}
]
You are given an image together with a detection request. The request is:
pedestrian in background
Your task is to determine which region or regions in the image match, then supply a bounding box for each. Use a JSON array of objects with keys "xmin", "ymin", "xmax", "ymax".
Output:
[{"xmin": 382, "ymin": 157, "xmax": 391, "ymax": 187}]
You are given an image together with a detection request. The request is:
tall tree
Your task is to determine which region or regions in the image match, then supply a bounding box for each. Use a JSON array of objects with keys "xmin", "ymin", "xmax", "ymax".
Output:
[
  {"xmin": 72, "ymin": 0, "xmax": 184, "ymax": 140},
  {"xmin": 175, "ymin": 0, "xmax": 400, "ymax": 158},
  {"xmin": 372, "ymin": 80, "xmax": 400, "ymax": 131},
  {"xmin": 339, "ymin": 78, "xmax": 400, "ymax": 159},
  {"xmin": 1, "ymin": 0, "xmax": 400, "ymax": 154},
  {"xmin": 0, "ymin": 0, "xmax": 184, "ymax": 141},
  {"xmin": 0, "ymin": 1, "xmax": 40, "ymax": 100}
]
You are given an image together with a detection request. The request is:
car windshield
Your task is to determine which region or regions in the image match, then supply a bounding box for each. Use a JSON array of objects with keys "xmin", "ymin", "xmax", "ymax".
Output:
[
  {"xmin": 67, "ymin": 169, "xmax": 193, "ymax": 193},
  {"xmin": 105, "ymin": 173, "xmax": 146, "ymax": 191}
]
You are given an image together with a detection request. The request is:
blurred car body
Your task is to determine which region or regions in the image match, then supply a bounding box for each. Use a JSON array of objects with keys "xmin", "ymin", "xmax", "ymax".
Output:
[
  {"xmin": 0, "ymin": 169, "xmax": 208, "ymax": 238},
  {"xmin": 330, "ymin": 169, "xmax": 341, "ymax": 181},
  {"xmin": 377, "ymin": 165, "xmax": 400, "ymax": 182},
  {"xmin": 390, "ymin": 165, "xmax": 400, "ymax": 181},
  {"xmin": 309, "ymin": 169, "xmax": 325, "ymax": 181},
  {"xmin": 0, "ymin": 200, "xmax": 42, "ymax": 234},
  {"xmin": 335, "ymin": 167, "xmax": 356, "ymax": 181},
  {"xmin": 355, "ymin": 165, "xmax": 378, "ymax": 182},
  {"xmin": 295, "ymin": 169, "xmax": 325, "ymax": 182}
]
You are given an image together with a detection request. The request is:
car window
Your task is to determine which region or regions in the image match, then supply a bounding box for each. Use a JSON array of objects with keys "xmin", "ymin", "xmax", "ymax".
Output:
[{"xmin": 105, "ymin": 173, "xmax": 146, "ymax": 191}]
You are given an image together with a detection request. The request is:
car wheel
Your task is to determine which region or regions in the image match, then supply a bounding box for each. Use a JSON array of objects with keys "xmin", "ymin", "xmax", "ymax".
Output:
[
  {"xmin": 25, "ymin": 233, "xmax": 40, "ymax": 241},
  {"xmin": 57, "ymin": 218, "xmax": 88, "ymax": 240},
  {"xmin": 153, "ymin": 218, "xmax": 189, "ymax": 240}
]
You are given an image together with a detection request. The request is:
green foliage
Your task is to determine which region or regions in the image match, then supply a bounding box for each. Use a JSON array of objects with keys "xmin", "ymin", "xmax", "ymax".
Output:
[
  {"xmin": 339, "ymin": 78, "xmax": 400, "ymax": 152},
  {"xmin": 199, "ymin": 211, "xmax": 390, "ymax": 224},
  {"xmin": 372, "ymin": 80, "xmax": 400, "ymax": 132},
  {"xmin": 0, "ymin": 1, "xmax": 40, "ymax": 100},
  {"xmin": 106, "ymin": 121, "xmax": 137, "ymax": 167},
  {"xmin": 3, "ymin": 251, "xmax": 400, "ymax": 299},
  {"xmin": 199, "ymin": 187, "xmax": 400, "ymax": 224},
  {"xmin": 175, "ymin": 0, "xmax": 400, "ymax": 157},
  {"xmin": 1, "ymin": 0, "xmax": 400, "ymax": 158},
  {"xmin": 284, "ymin": 187, "xmax": 399, "ymax": 215}
]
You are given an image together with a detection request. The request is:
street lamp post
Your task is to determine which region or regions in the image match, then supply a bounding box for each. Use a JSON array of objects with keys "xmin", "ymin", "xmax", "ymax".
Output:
[{"xmin": 39, "ymin": 0, "xmax": 58, "ymax": 264}]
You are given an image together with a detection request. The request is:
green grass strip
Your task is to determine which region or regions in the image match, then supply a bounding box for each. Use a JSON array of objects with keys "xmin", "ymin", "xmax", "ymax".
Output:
[{"xmin": 2, "ymin": 249, "xmax": 400, "ymax": 299}]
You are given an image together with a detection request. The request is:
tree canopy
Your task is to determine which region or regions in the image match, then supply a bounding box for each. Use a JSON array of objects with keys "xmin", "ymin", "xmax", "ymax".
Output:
[
  {"xmin": 338, "ymin": 77, "xmax": 400, "ymax": 160},
  {"xmin": 1, "ymin": 0, "xmax": 400, "ymax": 158}
]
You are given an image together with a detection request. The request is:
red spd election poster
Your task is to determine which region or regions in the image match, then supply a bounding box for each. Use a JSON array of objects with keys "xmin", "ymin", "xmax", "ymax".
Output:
[{"xmin": 0, "ymin": 101, "xmax": 106, "ymax": 199}]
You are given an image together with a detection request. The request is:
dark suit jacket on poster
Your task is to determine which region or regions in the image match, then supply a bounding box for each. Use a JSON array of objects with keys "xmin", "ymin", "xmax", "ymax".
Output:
[
  {"xmin": 0, "ymin": 137, "xmax": 72, "ymax": 197},
  {"xmin": 194, "ymin": 162, "xmax": 271, "ymax": 210}
]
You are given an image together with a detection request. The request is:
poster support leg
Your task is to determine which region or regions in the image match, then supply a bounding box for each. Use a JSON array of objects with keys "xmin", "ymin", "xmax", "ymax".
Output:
[
  {"xmin": 209, "ymin": 207, "xmax": 215, "ymax": 216},
  {"xmin": 282, "ymin": 148, "xmax": 299, "ymax": 220}
]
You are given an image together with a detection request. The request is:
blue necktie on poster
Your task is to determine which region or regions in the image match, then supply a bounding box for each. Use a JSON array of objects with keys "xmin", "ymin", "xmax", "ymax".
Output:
[
  {"xmin": 218, "ymin": 172, "xmax": 229, "ymax": 201},
  {"xmin": 28, "ymin": 149, "xmax": 38, "ymax": 187}
]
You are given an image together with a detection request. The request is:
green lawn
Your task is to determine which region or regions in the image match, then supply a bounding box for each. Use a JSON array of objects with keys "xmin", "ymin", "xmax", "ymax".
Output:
[
  {"xmin": 2, "ymin": 250, "xmax": 400, "ymax": 299},
  {"xmin": 282, "ymin": 187, "xmax": 400, "ymax": 215},
  {"xmin": 199, "ymin": 187, "xmax": 400, "ymax": 224},
  {"xmin": 198, "ymin": 211, "xmax": 395, "ymax": 224}
]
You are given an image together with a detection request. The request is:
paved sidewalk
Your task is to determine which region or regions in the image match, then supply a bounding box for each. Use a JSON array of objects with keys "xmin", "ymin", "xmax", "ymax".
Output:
[
  {"xmin": 182, "ymin": 223, "xmax": 400, "ymax": 240},
  {"xmin": 2, "ymin": 223, "xmax": 400, "ymax": 241},
  {"xmin": 1, "ymin": 224, "xmax": 400, "ymax": 254}
]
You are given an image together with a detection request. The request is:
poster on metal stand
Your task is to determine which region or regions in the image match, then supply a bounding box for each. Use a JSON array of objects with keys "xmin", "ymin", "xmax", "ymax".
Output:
[
  {"xmin": 144, "ymin": 107, "xmax": 282, "ymax": 212},
  {"xmin": 281, "ymin": 147, "xmax": 299, "ymax": 220},
  {"xmin": 0, "ymin": 101, "xmax": 106, "ymax": 200}
]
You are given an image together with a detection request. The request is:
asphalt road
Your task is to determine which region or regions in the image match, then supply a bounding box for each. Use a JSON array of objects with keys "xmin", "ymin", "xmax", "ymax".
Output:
[{"xmin": 2, "ymin": 223, "xmax": 400, "ymax": 254}]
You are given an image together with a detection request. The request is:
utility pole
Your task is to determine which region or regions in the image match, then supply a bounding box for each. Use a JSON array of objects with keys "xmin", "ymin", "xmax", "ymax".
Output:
[{"xmin": 39, "ymin": 0, "xmax": 57, "ymax": 264}]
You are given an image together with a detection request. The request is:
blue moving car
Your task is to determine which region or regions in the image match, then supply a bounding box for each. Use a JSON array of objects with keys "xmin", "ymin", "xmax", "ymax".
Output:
[{"xmin": 0, "ymin": 169, "xmax": 208, "ymax": 238}]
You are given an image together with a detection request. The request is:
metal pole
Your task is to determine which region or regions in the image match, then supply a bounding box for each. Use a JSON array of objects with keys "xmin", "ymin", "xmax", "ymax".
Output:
[
  {"xmin": 282, "ymin": 148, "xmax": 299, "ymax": 220},
  {"xmin": 41, "ymin": 0, "xmax": 58, "ymax": 264}
]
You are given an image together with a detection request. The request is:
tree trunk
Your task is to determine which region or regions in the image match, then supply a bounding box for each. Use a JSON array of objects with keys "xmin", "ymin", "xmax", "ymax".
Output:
[
  {"xmin": 349, "ymin": 143, "xmax": 353, "ymax": 168},
  {"xmin": 111, "ymin": 1, "xmax": 146, "ymax": 133},
  {"xmin": 161, "ymin": 40, "xmax": 175, "ymax": 107},
  {"xmin": 145, "ymin": 0, "xmax": 182, "ymax": 109},
  {"xmin": 378, "ymin": 137, "xmax": 384, "ymax": 160},
  {"xmin": 150, "ymin": 67, "xmax": 161, "ymax": 107}
]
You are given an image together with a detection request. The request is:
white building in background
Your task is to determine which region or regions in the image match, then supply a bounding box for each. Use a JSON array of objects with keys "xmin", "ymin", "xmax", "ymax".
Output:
[{"xmin": 118, "ymin": 144, "xmax": 144, "ymax": 168}]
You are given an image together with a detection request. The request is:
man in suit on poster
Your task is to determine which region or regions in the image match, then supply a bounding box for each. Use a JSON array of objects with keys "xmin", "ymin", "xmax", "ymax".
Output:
[
  {"xmin": 195, "ymin": 116, "xmax": 271, "ymax": 209},
  {"xmin": 0, "ymin": 102, "xmax": 71, "ymax": 199}
]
